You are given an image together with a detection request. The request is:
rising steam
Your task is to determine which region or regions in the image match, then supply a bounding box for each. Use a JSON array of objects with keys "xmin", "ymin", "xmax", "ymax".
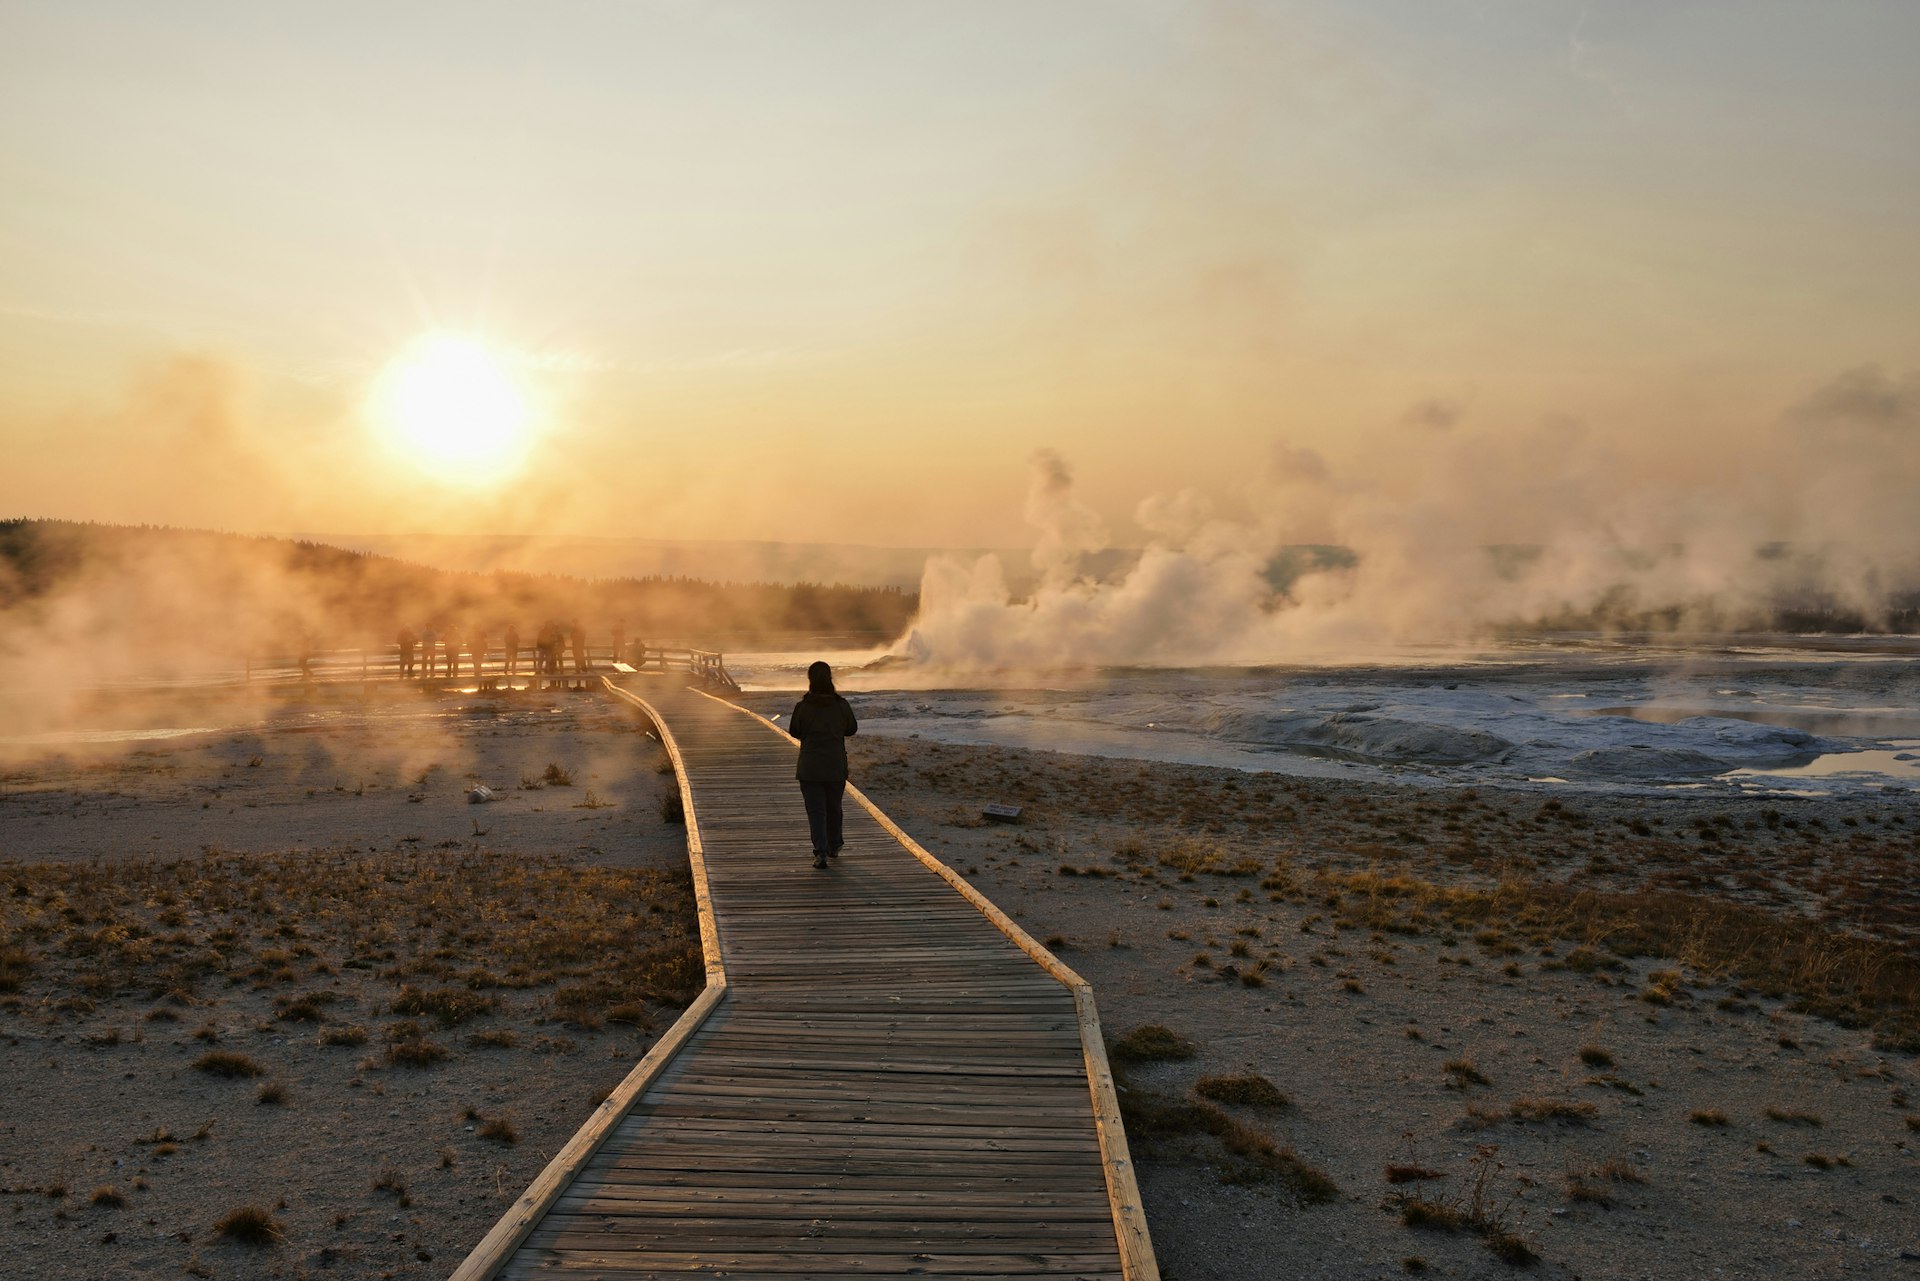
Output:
[{"xmin": 895, "ymin": 369, "xmax": 1920, "ymax": 670}]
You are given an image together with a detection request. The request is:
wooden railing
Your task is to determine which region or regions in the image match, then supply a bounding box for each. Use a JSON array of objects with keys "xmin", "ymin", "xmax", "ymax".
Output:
[
  {"xmin": 626, "ymin": 645, "xmax": 739, "ymax": 692},
  {"xmin": 236, "ymin": 643, "xmax": 738, "ymax": 692}
]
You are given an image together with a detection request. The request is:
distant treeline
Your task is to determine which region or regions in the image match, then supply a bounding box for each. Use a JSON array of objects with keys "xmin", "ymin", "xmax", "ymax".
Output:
[
  {"xmin": 0, "ymin": 521, "xmax": 917, "ymax": 657},
  {"xmin": 1520, "ymin": 601, "xmax": 1920, "ymax": 636},
  {"xmin": 1512, "ymin": 583, "xmax": 1920, "ymax": 637}
]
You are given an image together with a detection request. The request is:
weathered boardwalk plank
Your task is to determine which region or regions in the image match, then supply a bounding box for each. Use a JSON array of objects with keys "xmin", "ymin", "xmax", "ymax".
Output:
[{"xmin": 453, "ymin": 678, "xmax": 1156, "ymax": 1281}]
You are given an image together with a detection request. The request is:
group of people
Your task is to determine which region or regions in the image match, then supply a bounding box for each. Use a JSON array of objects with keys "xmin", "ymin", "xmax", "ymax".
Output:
[{"xmin": 395, "ymin": 620, "xmax": 628, "ymax": 681}]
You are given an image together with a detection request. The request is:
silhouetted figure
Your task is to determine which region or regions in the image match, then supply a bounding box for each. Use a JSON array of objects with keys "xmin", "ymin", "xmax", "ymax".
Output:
[
  {"xmin": 421, "ymin": 625, "xmax": 439, "ymax": 678},
  {"xmin": 569, "ymin": 620, "xmax": 588, "ymax": 673},
  {"xmin": 397, "ymin": 627, "xmax": 418, "ymax": 679},
  {"xmin": 471, "ymin": 625, "xmax": 488, "ymax": 680},
  {"xmin": 791, "ymin": 661, "xmax": 858, "ymax": 870},
  {"xmin": 504, "ymin": 623, "xmax": 520, "ymax": 677},
  {"xmin": 535, "ymin": 622, "xmax": 562, "ymax": 676},
  {"xmin": 445, "ymin": 623, "xmax": 462, "ymax": 683}
]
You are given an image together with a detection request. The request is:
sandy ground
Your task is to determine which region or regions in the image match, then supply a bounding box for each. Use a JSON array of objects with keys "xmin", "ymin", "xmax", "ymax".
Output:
[
  {"xmin": 3, "ymin": 688, "xmax": 1918, "ymax": 1279},
  {"xmin": 0, "ymin": 687, "xmax": 687, "ymax": 870}
]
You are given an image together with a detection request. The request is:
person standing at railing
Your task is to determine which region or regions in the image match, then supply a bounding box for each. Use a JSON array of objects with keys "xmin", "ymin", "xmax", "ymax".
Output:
[
  {"xmin": 791, "ymin": 660, "xmax": 858, "ymax": 870},
  {"xmin": 535, "ymin": 621, "xmax": 561, "ymax": 675},
  {"xmin": 421, "ymin": 624, "xmax": 438, "ymax": 678},
  {"xmin": 397, "ymin": 626, "xmax": 418, "ymax": 679},
  {"xmin": 504, "ymin": 623, "xmax": 520, "ymax": 677}
]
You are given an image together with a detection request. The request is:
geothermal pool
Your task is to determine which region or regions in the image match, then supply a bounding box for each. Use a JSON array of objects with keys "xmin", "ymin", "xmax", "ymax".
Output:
[
  {"xmin": 20, "ymin": 635, "xmax": 1920, "ymax": 798},
  {"xmin": 733, "ymin": 635, "xmax": 1920, "ymax": 797}
]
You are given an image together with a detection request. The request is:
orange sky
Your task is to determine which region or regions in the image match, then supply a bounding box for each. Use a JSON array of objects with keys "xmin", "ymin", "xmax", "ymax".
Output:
[{"xmin": 2, "ymin": 2, "xmax": 1916, "ymax": 549}]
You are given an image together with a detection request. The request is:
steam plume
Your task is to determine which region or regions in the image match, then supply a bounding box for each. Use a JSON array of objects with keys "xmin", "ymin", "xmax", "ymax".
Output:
[{"xmin": 896, "ymin": 367, "xmax": 1920, "ymax": 670}]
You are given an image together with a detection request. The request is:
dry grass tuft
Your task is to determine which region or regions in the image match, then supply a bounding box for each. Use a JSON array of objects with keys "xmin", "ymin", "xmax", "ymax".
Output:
[
  {"xmin": 1116, "ymin": 1077, "xmax": 1336, "ymax": 1204},
  {"xmin": 1591, "ymin": 1156, "xmax": 1646, "ymax": 1183},
  {"xmin": 192, "ymin": 1050, "xmax": 264, "ymax": 1079},
  {"xmin": 1641, "ymin": 969, "xmax": 1684, "ymax": 1006},
  {"xmin": 212, "ymin": 1205, "xmax": 282, "ymax": 1246},
  {"xmin": 1385, "ymin": 1164, "xmax": 1445, "ymax": 1185},
  {"xmin": 1394, "ymin": 1144, "xmax": 1537, "ymax": 1267},
  {"xmin": 478, "ymin": 1114, "xmax": 520, "ymax": 1144},
  {"xmin": 1401, "ymin": 1197, "xmax": 1466, "ymax": 1230},
  {"xmin": 0, "ymin": 944, "xmax": 31, "ymax": 993},
  {"xmin": 1764, "ymin": 1106, "xmax": 1822, "ymax": 1126},
  {"xmin": 272, "ymin": 990, "xmax": 339, "ymax": 1023},
  {"xmin": 390, "ymin": 985, "xmax": 498, "ymax": 1027},
  {"xmin": 1565, "ymin": 1177, "xmax": 1612, "ymax": 1206},
  {"xmin": 385, "ymin": 1036, "xmax": 449, "ymax": 1068},
  {"xmin": 1507, "ymin": 1096, "xmax": 1597, "ymax": 1125},
  {"xmin": 1567, "ymin": 1153, "xmax": 1646, "ymax": 1203},
  {"xmin": 1689, "ymin": 1109, "xmax": 1730, "ymax": 1127},
  {"xmin": 1194, "ymin": 1073, "xmax": 1289, "ymax": 1109},
  {"xmin": 90, "ymin": 1185, "xmax": 124, "ymax": 1208},
  {"xmin": 1109, "ymin": 1024, "xmax": 1198, "ymax": 1064},
  {"xmin": 1458, "ymin": 1101, "xmax": 1506, "ymax": 1130}
]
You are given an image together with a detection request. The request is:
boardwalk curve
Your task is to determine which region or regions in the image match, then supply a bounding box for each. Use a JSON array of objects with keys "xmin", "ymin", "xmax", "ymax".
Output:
[{"xmin": 452, "ymin": 677, "xmax": 1158, "ymax": 1281}]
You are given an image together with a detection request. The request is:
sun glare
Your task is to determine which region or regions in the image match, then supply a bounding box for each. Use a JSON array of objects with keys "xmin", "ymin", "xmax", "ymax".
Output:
[{"xmin": 370, "ymin": 332, "xmax": 539, "ymax": 485}]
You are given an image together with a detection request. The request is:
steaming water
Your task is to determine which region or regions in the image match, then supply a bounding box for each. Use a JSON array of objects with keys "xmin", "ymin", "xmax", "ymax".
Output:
[
  {"xmin": 0, "ymin": 726, "xmax": 227, "ymax": 748},
  {"xmin": 24, "ymin": 636, "xmax": 1918, "ymax": 798},
  {"xmin": 733, "ymin": 635, "xmax": 1920, "ymax": 797}
]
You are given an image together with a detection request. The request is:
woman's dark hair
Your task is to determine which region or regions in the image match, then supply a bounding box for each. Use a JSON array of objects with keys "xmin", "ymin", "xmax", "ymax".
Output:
[{"xmin": 807, "ymin": 661, "xmax": 835, "ymax": 694}]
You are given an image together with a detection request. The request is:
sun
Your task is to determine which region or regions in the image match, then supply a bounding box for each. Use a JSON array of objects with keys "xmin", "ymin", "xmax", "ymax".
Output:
[{"xmin": 369, "ymin": 332, "xmax": 540, "ymax": 485}]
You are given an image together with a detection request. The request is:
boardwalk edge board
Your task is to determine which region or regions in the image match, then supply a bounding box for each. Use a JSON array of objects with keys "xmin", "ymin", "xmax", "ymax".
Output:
[
  {"xmin": 608, "ymin": 680, "xmax": 728, "ymax": 988},
  {"xmin": 449, "ymin": 680, "xmax": 729, "ymax": 1281},
  {"xmin": 704, "ymin": 688, "xmax": 1161, "ymax": 1281}
]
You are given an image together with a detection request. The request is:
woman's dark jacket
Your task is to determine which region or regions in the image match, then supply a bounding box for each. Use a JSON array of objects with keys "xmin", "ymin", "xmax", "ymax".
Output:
[{"xmin": 790, "ymin": 691, "xmax": 858, "ymax": 783}]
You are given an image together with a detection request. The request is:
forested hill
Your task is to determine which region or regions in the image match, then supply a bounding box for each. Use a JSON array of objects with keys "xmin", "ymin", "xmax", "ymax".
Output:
[{"xmin": 0, "ymin": 521, "xmax": 917, "ymax": 655}]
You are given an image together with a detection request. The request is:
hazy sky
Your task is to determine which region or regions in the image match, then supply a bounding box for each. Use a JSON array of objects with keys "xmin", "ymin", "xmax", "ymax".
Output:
[{"xmin": 2, "ymin": 0, "xmax": 1916, "ymax": 548}]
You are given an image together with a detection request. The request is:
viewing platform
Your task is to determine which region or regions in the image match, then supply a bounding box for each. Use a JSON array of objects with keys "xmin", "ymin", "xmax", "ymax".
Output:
[{"xmin": 229, "ymin": 644, "xmax": 739, "ymax": 693}]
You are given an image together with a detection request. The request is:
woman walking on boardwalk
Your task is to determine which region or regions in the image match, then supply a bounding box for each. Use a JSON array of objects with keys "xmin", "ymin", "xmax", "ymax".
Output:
[{"xmin": 791, "ymin": 661, "xmax": 857, "ymax": 870}]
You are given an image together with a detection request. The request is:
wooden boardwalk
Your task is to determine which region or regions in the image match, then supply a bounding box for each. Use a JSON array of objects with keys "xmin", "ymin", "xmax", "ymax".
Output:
[{"xmin": 453, "ymin": 678, "xmax": 1155, "ymax": 1281}]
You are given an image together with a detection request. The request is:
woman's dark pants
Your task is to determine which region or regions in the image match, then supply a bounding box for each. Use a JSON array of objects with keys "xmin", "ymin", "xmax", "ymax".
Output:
[{"xmin": 799, "ymin": 780, "xmax": 846, "ymax": 855}]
